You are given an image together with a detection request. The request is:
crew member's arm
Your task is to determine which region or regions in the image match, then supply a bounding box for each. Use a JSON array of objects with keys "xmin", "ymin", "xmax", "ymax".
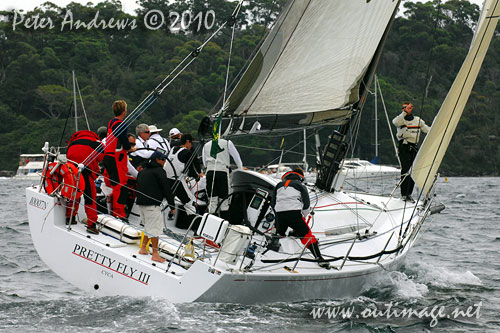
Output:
[
  {"xmin": 134, "ymin": 139, "xmax": 154, "ymax": 158},
  {"xmin": 270, "ymin": 183, "xmax": 281, "ymax": 208},
  {"xmin": 179, "ymin": 150, "xmax": 199, "ymax": 180},
  {"xmin": 158, "ymin": 169, "xmax": 175, "ymax": 209},
  {"xmin": 202, "ymin": 143, "xmax": 208, "ymax": 167},
  {"xmin": 392, "ymin": 112, "xmax": 406, "ymax": 127},
  {"xmin": 420, "ymin": 119, "xmax": 431, "ymax": 133},
  {"xmin": 112, "ymin": 122, "xmax": 133, "ymax": 151},
  {"xmin": 127, "ymin": 158, "xmax": 138, "ymax": 178},
  {"xmin": 298, "ymin": 183, "xmax": 310, "ymax": 211},
  {"xmin": 228, "ymin": 140, "xmax": 243, "ymax": 169},
  {"xmin": 294, "ymin": 182, "xmax": 310, "ymax": 216}
]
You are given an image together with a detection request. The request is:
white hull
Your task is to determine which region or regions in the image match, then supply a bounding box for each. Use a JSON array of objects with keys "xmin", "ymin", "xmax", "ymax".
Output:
[{"xmin": 26, "ymin": 170, "xmax": 431, "ymax": 304}]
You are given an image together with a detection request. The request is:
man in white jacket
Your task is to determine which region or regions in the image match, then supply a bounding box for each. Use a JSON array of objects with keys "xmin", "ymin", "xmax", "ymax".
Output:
[
  {"xmin": 148, "ymin": 125, "xmax": 170, "ymax": 153},
  {"xmin": 202, "ymin": 138, "xmax": 243, "ymax": 215},
  {"xmin": 392, "ymin": 102, "xmax": 431, "ymax": 202}
]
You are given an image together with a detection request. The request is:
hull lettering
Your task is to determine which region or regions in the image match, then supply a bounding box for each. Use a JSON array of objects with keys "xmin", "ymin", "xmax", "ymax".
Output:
[{"xmin": 72, "ymin": 243, "xmax": 150, "ymax": 285}]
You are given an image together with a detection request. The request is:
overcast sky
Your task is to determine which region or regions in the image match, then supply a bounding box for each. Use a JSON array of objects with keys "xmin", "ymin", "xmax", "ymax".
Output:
[{"xmin": 1, "ymin": 0, "xmax": 487, "ymax": 15}]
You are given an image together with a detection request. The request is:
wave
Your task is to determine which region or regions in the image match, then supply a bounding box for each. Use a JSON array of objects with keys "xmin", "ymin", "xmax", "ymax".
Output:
[{"xmin": 404, "ymin": 261, "xmax": 481, "ymax": 288}]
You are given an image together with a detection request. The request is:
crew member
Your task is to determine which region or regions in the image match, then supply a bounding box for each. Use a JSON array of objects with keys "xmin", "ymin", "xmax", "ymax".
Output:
[
  {"xmin": 136, "ymin": 150, "xmax": 176, "ymax": 263},
  {"xmin": 164, "ymin": 134, "xmax": 201, "ymax": 229},
  {"xmin": 125, "ymin": 134, "xmax": 139, "ymax": 218},
  {"xmin": 148, "ymin": 125, "xmax": 170, "ymax": 153},
  {"xmin": 202, "ymin": 137, "xmax": 243, "ymax": 216},
  {"xmin": 66, "ymin": 130, "xmax": 103, "ymax": 234},
  {"xmin": 130, "ymin": 123, "xmax": 153, "ymax": 167},
  {"xmin": 392, "ymin": 102, "xmax": 431, "ymax": 202},
  {"xmin": 271, "ymin": 169, "xmax": 330, "ymax": 269},
  {"xmin": 97, "ymin": 126, "xmax": 107, "ymax": 141},
  {"xmin": 169, "ymin": 128, "xmax": 182, "ymax": 148},
  {"xmin": 103, "ymin": 100, "xmax": 135, "ymax": 219}
]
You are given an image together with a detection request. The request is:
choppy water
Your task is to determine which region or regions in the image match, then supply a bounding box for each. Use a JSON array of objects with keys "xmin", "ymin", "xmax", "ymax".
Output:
[{"xmin": 1, "ymin": 177, "xmax": 499, "ymax": 332}]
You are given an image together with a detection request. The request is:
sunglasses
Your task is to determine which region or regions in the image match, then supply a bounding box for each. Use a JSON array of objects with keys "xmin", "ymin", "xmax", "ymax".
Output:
[{"xmin": 130, "ymin": 143, "xmax": 136, "ymax": 146}]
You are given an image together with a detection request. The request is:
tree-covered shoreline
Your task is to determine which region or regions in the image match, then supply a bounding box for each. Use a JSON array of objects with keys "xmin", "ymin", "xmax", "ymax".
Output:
[{"xmin": 0, "ymin": 0, "xmax": 498, "ymax": 176}]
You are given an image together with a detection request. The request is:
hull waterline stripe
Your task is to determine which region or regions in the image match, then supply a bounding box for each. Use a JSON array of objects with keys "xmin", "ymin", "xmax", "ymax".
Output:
[
  {"xmin": 232, "ymin": 269, "xmax": 377, "ymax": 282},
  {"xmin": 72, "ymin": 252, "xmax": 148, "ymax": 285},
  {"xmin": 313, "ymin": 202, "xmax": 366, "ymax": 209}
]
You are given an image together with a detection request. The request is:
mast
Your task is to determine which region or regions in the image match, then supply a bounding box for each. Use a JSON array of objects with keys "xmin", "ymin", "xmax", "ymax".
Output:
[
  {"xmin": 374, "ymin": 74, "xmax": 378, "ymax": 162},
  {"xmin": 72, "ymin": 70, "xmax": 78, "ymax": 132},
  {"xmin": 303, "ymin": 129, "xmax": 308, "ymax": 171}
]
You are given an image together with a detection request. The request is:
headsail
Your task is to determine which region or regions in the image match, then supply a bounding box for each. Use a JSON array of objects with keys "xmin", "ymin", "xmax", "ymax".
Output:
[
  {"xmin": 412, "ymin": 0, "xmax": 500, "ymax": 196},
  {"xmin": 220, "ymin": 0, "xmax": 400, "ymax": 134}
]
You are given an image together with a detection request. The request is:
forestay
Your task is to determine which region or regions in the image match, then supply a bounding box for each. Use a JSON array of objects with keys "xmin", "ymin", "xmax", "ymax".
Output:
[
  {"xmin": 221, "ymin": 0, "xmax": 400, "ymax": 131},
  {"xmin": 412, "ymin": 0, "xmax": 500, "ymax": 196}
]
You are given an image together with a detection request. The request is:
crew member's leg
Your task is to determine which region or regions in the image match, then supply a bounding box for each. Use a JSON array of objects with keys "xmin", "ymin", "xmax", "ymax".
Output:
[
  {"xmin": 399, "ymin": 144, "xmax": 412, "ymax": 197},
  {"xmin": 173, "ymin": 180, "xmax": 196, "ymax": 216},
  {"xmin": 280, "ymin": 210, "xmax": 329, "ymax": 268},
  {"xmin": 82, "ymin": 170, "xmax": 99, "ymax": 233},
  {"xmin": 65, "ymin": 197, "xmax": 80, "ymax": 224},
  {"xmin": 140, "ymin": 205, "xmax": 166, "ymax": 263},
  {"xmin": 406, "ymin": 146, "xmax": 417, "ymax": 196},
  {"xmin": 111, "ymin": 151, "xmax": 129, "ymax": 219},
  {"xmin": 206, "ymin": 171, "xmax": 229, "ymax": 216},
  {"xmin": 206, "ymin": 171, "xmax": 218, "ymax": 213}
]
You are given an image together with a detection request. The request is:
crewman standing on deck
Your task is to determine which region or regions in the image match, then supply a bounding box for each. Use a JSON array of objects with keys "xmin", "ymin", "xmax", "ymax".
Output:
[
  {"xmin": 103, "ymin": 100, "xmax": 136, "ymax": 220},
  {"xmin": 392, "ymin": 102, "xmax": 430, "ymax": 202},
  {"xmin": 202, "ymin": 137, "xmax": 243, "ymax": 217},
  {"xmin": 66, "ymin": 130, "xmax": 103, "ymax": 234}
]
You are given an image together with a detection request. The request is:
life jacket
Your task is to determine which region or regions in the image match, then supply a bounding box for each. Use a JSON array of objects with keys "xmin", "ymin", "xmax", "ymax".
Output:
[
  {"xmin": 164, "ymin": 147, "xmax": 186, "ymax": 179},
  {"xmin": 104, "ymin": 118, "xmax": 125, "ymax": 156},
  {"xmin": 149, "ymin": 133, "xmax": 170, "ymax": 152},
  {"xmin": 43, "ymin": 162, "xmax": 85, "ymax": 200},
  {"xmin": 204, "ymin": 139, "xmax": 230, "ymax": 172},
  {"xmin": 67, "ymin": 130, "xmax": 103, "ymax": 176},
  {"xmin": 274, "ymin": 172, "xmax": 308, "ymax": 213}
]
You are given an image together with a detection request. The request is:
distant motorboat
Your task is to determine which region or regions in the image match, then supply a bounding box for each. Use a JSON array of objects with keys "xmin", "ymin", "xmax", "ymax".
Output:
[
  {"xmin": 341, "ymin": 158, "xmax": 400, "ymax": 181},
  {"xmin": 13, "ymin": 154, "xmax": 45, "ymax": 180}
]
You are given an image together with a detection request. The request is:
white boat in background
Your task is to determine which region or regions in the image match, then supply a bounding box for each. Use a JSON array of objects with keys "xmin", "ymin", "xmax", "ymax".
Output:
[
  {"xmin": 341, "ymin": 158, "xmax": 400, "ymax": 181},
  {"xmin": 14, "ymin": 154, "xmax": 45, "ymax": 180},
  {"xmin": 25, "ymin": 0, "xmax": 499, "ymax": 303}
]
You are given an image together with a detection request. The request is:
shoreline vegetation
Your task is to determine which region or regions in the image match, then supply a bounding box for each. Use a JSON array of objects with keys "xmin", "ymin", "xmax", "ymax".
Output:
[{"xmin": 0, "ymin": 0, "xmax": 498, "ymax": 176}]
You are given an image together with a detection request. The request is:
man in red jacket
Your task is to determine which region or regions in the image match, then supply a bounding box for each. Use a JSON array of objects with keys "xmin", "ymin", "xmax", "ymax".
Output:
[
  {"xmin": 103, "ymin": 100, "xmax": 136, "ymax": 220},
  {"xmin": 67, "ymin": 130, "xmax": 104, "ymax": 234}
]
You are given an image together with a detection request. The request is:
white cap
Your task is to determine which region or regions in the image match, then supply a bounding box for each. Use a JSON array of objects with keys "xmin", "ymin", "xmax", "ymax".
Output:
[
  {"xmin": 148, "ymin": 125, "xmax": 162, "ymax": 133},
  {"xmin": 169, "ymin": 128, "xmax": 181, "ymax": 137}
]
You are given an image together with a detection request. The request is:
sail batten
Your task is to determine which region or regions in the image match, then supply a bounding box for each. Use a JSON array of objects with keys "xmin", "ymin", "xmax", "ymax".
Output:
[
  {"xmin": 223, "ymin": 0, "xmax": 400, "ymax": 126},
  {"xmin": 412, "ymin": 0, "xmax": 500, "ymax": 195}
]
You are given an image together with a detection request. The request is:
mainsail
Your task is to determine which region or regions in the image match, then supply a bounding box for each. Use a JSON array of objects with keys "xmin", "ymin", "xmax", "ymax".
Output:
[
  {"xmin": 220, "ymin": 0, "xmax": 400, "ymax": 134},
  {"xmin": 412, "ymin": 0, "xmax": 500, "ymax": 196}
]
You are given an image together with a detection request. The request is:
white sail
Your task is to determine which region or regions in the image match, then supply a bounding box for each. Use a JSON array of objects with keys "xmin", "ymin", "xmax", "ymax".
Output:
[
  {"xmin": 225, "ymin": 0, "xmax": 399, "ymax": 123},
  {"xmin": 412, "ymin": 0, "xmax": 500, "ymax": 195}
]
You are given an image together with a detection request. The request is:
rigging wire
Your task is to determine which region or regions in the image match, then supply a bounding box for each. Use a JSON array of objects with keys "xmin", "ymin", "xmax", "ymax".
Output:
[
  {"xmin": 75, "ymin": 76, "xmax": 90, "ymax": 131},
  {"xmin": 78, "ymin": 1, "xmax": 245, "ymax": 170}
]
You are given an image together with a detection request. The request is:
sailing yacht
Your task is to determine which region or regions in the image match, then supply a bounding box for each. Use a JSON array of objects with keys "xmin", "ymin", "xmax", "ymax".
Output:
[{"xmin": 25, "ymin": 0, "xmax": 499, "ymax": 303}]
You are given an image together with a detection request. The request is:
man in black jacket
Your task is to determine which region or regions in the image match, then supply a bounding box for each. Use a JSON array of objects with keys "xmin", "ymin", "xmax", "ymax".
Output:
[{"xmin": 136, "ymin": 150, "xmax": 175, "ymax": 263}]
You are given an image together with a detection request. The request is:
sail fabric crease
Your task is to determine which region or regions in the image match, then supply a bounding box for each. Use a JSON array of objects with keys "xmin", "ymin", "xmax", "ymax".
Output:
[
  {"xmin": 224, "ymin": 0, "xmax": 399, "ymax": 123},
  {"xmin": 411, "ymin": 0, "xmax": 500, "ymax": 195}
]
